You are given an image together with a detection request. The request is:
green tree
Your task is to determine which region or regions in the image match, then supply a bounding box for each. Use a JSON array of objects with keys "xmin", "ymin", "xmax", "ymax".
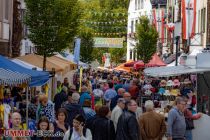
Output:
[
  {"xmin": 79, "ymin": 29, "xmax": 94, "ymax": 63},
  {"xmin": 25, "ymin": 0, "xmax": 81, "ymax": 70},
  {"xmin": 109, "ymin": 42, "xmax": 126, "ymax": 65},
  {"xmin": 135, "ymin": 16, "xmax": 158, "ymax": 63}
]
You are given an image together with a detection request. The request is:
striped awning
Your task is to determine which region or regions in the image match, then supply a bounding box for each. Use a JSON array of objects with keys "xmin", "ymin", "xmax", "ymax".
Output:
[{"xmin": 0, "ymin": 68, "xmax": 31, "ymax": 86}]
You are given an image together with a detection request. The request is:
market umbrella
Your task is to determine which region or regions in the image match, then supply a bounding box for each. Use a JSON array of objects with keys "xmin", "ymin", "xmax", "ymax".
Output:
[
  {"xmin": 124, "ymin": 60, "xmax": 143, "ymax": 67},
  {"xmin": 134, "ymin": 54, "xmax": 166, "ymax": 70}
]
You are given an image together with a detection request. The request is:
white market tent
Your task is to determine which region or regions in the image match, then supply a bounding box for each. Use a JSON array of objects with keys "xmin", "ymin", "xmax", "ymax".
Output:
[
  {"xmin": 56, "ymin": 53, "xmax": 89, "ymax": 69},
  {"xmin": 144, "ymin": 65, "xmax": 210, "ymax": 77},
  {"xmin": 12, "ymin": 59, "xmax": 42, "ymax": 71}
]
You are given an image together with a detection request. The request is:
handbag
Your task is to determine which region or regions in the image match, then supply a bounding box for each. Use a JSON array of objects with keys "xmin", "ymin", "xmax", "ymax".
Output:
[{"xmin": 185, "ymin": 118, "xmax": 194, "ymax": 130}]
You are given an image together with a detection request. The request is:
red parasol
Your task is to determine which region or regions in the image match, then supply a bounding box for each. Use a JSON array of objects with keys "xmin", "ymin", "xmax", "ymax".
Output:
[{"xmin": 134, "ymin": 54, "xmax": 166, "ymax": 70}]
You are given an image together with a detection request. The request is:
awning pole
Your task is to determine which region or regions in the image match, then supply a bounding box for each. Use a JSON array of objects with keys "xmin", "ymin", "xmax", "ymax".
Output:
[{"xmin": 26, "ymin": 87, "xmax": 29, "ymax": 129}]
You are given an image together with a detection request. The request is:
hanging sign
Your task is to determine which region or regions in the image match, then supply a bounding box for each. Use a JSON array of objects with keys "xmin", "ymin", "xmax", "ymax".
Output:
[{"xmin": 93, "ymin": 37, "xmax": 123, "ymax": 48}]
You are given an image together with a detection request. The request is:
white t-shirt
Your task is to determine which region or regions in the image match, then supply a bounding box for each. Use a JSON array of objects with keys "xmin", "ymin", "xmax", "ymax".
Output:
[{"xmin": 63, "ymin": 128, "xmax": 92, "ymax": 140}]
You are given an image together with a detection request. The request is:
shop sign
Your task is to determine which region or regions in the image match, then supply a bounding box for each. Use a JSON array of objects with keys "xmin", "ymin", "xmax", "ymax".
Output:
[{"xmin": 94, "ymin": 37, "xmax": 123, "ymax": 48}]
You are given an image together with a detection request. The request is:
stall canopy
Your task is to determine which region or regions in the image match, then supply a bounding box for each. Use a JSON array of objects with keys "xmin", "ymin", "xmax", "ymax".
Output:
[
  {"xmin": 16, "ymin": 54, "xmax": 77, "ymax": 73},
  {"xmin": 124, "ymin": 60, "xmax": 143, "ymax": 67},
  {"xmin": 12, "ymin": 59, "xmax": 42, "ymax": 71},
  {"xmin": 0, "ymin": 68, "xmax": 31, "ymax": 86},
  {"xmin": 134, "ymin": 54, "xmax": 166, "ymax": 69},
  {"xmin": 144, "ymin": 65, "xmax": 210, "ymax": 77},
  {"xmin": 57, "ymin": 53, "xmax": 89, "ymax": 68},
  {"xmin": 0, "ymin": 55, "xmax": 49, "ymax": 87},
  {"xmin": 114, "ymin": 60, "xmax": 134, "ymax": 72},
  {"xmin": 17, "ymin": 54, "xmax": 63, "ymax": 72}
]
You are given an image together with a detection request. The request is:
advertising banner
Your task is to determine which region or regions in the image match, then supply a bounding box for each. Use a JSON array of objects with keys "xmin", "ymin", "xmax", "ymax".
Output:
[{"xmin": 94, "ymin": 38, "xmax": 123, "ymax": 48}]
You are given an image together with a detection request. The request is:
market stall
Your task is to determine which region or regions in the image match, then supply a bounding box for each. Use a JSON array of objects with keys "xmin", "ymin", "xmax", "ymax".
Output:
[{"xmin": 0, "ymin": 55, "xmax": 50, "ymax": 129}]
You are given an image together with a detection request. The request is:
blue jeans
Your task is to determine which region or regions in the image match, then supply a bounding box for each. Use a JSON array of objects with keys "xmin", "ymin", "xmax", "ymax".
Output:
[{"xmin": 185, "ymin": 130, "xmax": 192, "ymax": 140}]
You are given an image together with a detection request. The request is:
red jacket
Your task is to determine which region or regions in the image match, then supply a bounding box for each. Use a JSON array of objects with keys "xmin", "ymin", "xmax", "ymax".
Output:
[{"xmin": 184, "ymin": 109, "xmax": 201, "ymax": 120}]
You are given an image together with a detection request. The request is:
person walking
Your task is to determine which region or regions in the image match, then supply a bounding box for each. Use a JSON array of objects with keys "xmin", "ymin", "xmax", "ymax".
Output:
[
  {"xmin": 167, "ymin": 97, "xmax": 186, "ymax": 140},
  {"xmin": 116, "ymin": 100, "xmax": 140, "ymax": 140},
  {"xmin": 128, "ymin": 79, "xmax": 139, "ymax": 100},
  {"xmin": 184, "ymin": 97, "xmax": 202, "ymax": 140},
  {"xmin": 110, "ymin": 88, "xmax": 125, "ymax": 111},
  {"xmin": 52, "ymin": 108, "xmax": 69, "ymax": 140},
  {"xmin": 103, "ymin": 82, "xmax": 117, "ymax": 103},
  {"xmin": 139, "ymin": 100, "xmax": 166, "ymax": 140},
  {"xmin": 63, "ymin": 114, "xmax": 92, "ymax": 140},
  {"xmin": 79, "ymin": 86, "xmax": 91, "ymax": 107},
  {"xmin": 36, "ymin": 94, "xmax": 55, "ymax": 123},
  {"xmin": 4, "ymin": 112, "xmax": 28, "ymax": 140},
  {"xmin": 91, "ymin": 106, "xmax": 115, "ymax": 140},
  {"xmin": 64, "ymin": 93, "xmax": 86, "ymax": 127},
  {"xmin": 54, "ymin": 86, "xmax": 68, "ymax": 112},
  {"xmin": 111, "ymin": 98, "xmax": 126, "ymax": 130}
]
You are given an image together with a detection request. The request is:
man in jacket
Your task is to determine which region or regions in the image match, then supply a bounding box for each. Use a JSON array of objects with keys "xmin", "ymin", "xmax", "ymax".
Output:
[
  {"xmin": 64, "ymin": 92, "xmax": 86, "ymax": 127},
  {"xmin": 139, "ymin": 100, "xmax": 166, "ymax": 140},
  {"xmin": 116, "ymin": 99, "xmax": 140, "ymax": 140}
]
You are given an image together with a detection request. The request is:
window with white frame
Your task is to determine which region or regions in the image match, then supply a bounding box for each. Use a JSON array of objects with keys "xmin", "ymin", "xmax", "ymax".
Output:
[
  {"xmin": 138, "ymin": 0, "xmax": 140, "ymax": 10},
  {"xmin": 131, "ymin": 20, "xmax": 134, "ymax": 33},
  {"xmin": 141, "ymin": 0, "xmax": 144, "ymax": 9},
  {"xmin": 135, "ymin": 0, "xmax": 138, "ymax": 10},
  {"xmin": 0, "ymin": 0, "xmax": 3, "ymax": 21},
  {"xmin": 4, "ymin": 0, "xmax": 9, "ymax": 21}
]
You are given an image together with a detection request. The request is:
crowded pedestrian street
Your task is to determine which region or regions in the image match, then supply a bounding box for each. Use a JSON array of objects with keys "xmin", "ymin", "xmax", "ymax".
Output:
[{"xmin": 1, "ymin": 0, "xmax": 210, "ymax": 140}]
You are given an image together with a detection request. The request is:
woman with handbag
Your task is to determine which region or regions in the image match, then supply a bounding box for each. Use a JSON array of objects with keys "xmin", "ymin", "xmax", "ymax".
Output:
[{"xmin": 184, "ymin": 105, "xmax": 202, "ymax": 140}]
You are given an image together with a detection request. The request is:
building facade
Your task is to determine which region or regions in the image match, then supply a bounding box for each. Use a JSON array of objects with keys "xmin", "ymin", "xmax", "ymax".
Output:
[
  {"xmin": 0, "ymin": 0, "xmax": 14, "ymax": 56},
  {"xmin": 19, "ymin": 0, "xmax": 35, "ymax": 56},
  {"xmin": 127, "ymin": 0, "xmax": 153, "ymax": 61}
]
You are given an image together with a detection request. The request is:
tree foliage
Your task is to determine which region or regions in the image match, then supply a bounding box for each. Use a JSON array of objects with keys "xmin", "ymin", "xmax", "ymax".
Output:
[
  {"xmin": 135, "ymin": 16, "xmax": 158, "ymax": 63},
  {"xmin": 79, "ymin": 0, "xmax": 128, "ymax": 64},
  {"xmin": 79, "ymin": 29, "xmax": 94, "ymax": 63},
  {"xmin": 25, "ymin": 0, "xmax": 81, "ymax": 70}
]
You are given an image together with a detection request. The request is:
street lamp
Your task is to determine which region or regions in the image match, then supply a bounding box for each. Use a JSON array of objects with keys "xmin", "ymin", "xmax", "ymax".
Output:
[{"xmin": 175, "ymin": 36, "xmax": 180, "ymax": 66}]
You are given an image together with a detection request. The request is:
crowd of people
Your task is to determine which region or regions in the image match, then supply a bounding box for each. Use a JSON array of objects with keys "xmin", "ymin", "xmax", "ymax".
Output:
[{"xmin": 0, "ymin": 69, "xmax": 203, "ymax": 140}]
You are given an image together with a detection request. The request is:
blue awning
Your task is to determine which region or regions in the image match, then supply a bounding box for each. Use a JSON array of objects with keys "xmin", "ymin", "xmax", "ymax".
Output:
[
  {"xmin": 0, "ymin": 55, "xmax": 50, "ymax": 87},
  {"xmin": 0, "ymin": 68, "xmax": 31, "ymax": 86}
]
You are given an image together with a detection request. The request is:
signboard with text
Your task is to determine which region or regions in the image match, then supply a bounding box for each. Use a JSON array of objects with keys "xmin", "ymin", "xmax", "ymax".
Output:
[{"xmin": 94, "ymin": 37, "xmax": 123, "ymax": 48}]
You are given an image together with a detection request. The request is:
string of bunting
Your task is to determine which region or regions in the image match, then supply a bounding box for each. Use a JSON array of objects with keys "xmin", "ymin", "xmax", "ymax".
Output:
[
  {"xmin": 80, "ymin": 19, "xmax": 127, "ymax": 25},
  {"xmin": 93, "ymin": 32, "xmax": 127, "ymax": 36},
  {"xmin": 89, "ymin": 26, "xmax": 127, "ymax": 30},
  {"xmin": 89, "ymin": 11, "xmax": 127, "ymax": 17}
]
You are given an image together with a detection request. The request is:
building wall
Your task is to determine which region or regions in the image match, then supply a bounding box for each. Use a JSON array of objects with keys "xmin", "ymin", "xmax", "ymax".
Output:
[
  {"xmin": 19, "ymin": 0, "xmax": 35, "ymax": 56},
  {"xmin": 127, "ymin": 0, "xmax": 152, "ymax": 61},
  {"xmin": 0, "ymin": 0, "xmax": 13, "ymax": 56},
  {"xmin": 189, "ymin": 0, "xmax": 207, "ymax": 51},
  {"xmin": 206, "ymin": 0, "xmax": 210, "ymax": 45}
]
